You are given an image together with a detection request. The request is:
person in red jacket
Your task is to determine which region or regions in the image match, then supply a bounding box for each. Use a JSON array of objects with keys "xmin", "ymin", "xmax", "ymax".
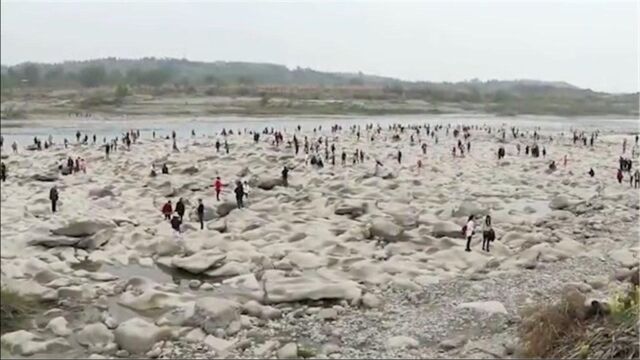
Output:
[
  {"xmin": 162, "ymin": 200, "xmax": 172, "ymax": 220},
  {"xmin": 214, "ymin": 177, "xmax": 223, "ymax": 201},
  {"xmin": 617, "ymin": 169, "xmax": 624, "ymax": 184}
]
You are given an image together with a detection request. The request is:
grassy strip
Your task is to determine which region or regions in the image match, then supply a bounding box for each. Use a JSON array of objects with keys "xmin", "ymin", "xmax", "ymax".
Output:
[
  {"xmin": 519, "ymin": 275, "xmax": 639, "ymax": 359},
  {"xmin": 0, "ymin": 289, "xmax": 47, "ymax": 335}
]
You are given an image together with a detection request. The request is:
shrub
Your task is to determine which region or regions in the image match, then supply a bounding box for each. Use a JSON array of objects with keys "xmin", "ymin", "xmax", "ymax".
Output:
[
  {"xmin": 519, "ymin": 280, "xmax": 639, "ymax": 359},
  {"xmin": 0, "ymin": 289, "xmax": 46, "ymax": 334}
]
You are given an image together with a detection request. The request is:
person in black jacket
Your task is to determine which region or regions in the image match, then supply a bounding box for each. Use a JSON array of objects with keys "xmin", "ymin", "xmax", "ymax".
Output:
[
  {"xmin": 170, "ymin": 215, "xmax": 182, "ymax": 233},
  {"xmin": 175, "ymin": 198, "xmax": 186, "ymax": 219},
  {"xmin": 49, "ymin": 186, "xmax": 59, "ymax": 213},
  {"xmin": 282, "ymin": 166, "xmax": 289, "ymax": 187},
  {"xmin": 1, "ymin": 162, "xmax": 6, "ymax": 182},
  {"xmin": 197, "ymin": 199, "xmax": 205, "ymax": 230},
  {"xmin": 234, "ymin": 181, "xmax": 245, "ymax": 209}
]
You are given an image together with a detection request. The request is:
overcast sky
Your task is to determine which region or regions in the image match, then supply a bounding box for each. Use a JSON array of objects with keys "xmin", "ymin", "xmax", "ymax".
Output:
[{"xmin": 1, "ymin": 0, "xmax": 637, "ymax": 93}]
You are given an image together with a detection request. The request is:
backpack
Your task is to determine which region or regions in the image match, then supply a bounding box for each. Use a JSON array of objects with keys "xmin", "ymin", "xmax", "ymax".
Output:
[{"xmin": 461, "ymin": 225, "xmax": 467, "ymax": 237}]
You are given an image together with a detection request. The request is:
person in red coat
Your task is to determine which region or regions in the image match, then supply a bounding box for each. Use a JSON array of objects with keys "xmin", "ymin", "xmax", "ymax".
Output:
[
  {"xmin": 617, "ymin": 169, "xmax": 624, "ymax": 184},
  {"xmin": 214, "ymin": 177, "xmax": 223, "ymax": 201},
  {"xmin": 162, "ymin": 200, "xmax": 172, "ymax": 220}
]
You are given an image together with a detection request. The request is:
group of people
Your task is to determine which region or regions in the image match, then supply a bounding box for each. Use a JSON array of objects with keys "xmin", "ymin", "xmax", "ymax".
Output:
[
  {"xmin": 1, "ymin": 122, "xmax": 638, "ymax": 255},
  {"xmin": 463, "ymin": 214, "xmax": 495, "ymax": 252}
]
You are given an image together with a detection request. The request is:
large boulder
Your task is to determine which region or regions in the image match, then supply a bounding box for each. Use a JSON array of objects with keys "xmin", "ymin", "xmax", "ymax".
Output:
[
  {"xmin": 452, "ymin": 201, "xmax": 488, "ymax": 217},
  {"xmin": 32, "ymin": 173, "xmax": 58, "ymax": 182},
  {"xmin": 181, "ymin": 166, "xmax": 199, "ymax": 175},
  {"xmin": 432, "ymin": 221, "xmax": 463, "ymax": 238},
  {"xmin": 29, "ymin": 237, "xmax": 81, "ymax": 248},
  {"xmin": 189, "ymin": 297, "xmax": 241, "ymax": 333},
  {"xmin": 0, "ymin": 330, "xmax": 71, "ymax": 356},
  {"xmin": 549, "ymin": 195, "xmax": 571, "ymax": 210},
  {"xmin": 76, "ymin": 228, "xmax": 113, "ymax": 250},
  {"xmin": 113, "ymin": 318, "xmax": 171, "ymax": 354},
  {"xmin": 51, "ymin": 220, "xmax": 115, "ymax": 238},
  {"xmin": 216, "ymin": 202, "xmax": 237, "ymax": 217},
  {"xmin": 334, "ymin": 202, "xmax": 367, "ymax": 218},
  {"xmin": 89, "ymin": 186, "xmax": 117, "ymax": 199},
  {"xmin": 256, "ymin": 177, "xmax": 283, "ymax": 190},
  {"xmin": 370, "ymin": 218, "xmax": 404, "ymax": 242},
  {"xmin": 171, "ymin": 252, "xmax": 226, "ymax": 274},
  {"xmin": 75, "ymin": 323, "xmax": 116, "ymax": 353},
  {"xmin": 264, "ymin": 271, "xmax": 361, "ymax": 304}
]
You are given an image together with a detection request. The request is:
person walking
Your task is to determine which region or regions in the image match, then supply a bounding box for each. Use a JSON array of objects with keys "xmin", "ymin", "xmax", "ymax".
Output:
[
  {"xmin": 197, "ymin": 199, "xmax": 205, "ymax": 230},
  {"xmin": 49, "ymin": 186, "xmax": 59, "ymax": 213},
  {"xmin": 234, "ymin": 180, "xmax": 245, "ymax": 209},
  {"xmin": 464, "ymin": 215, "xmax": 475, "ymax": 252},
  {"xmin": 175, "ymin": 198, "xmax": 186, "ymax": 220}
]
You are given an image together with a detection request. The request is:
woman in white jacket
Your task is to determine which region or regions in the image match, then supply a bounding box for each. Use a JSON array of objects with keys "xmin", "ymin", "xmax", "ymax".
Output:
[{"xmin": 464, "ymin": 215, "xmax": 475, "ymax": 252}]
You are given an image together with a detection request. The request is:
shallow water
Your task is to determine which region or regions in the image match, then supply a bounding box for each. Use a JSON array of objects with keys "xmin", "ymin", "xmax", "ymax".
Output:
[{"xmin": 1, "ymin": 114, "xmax": 638, "ymax": 146}]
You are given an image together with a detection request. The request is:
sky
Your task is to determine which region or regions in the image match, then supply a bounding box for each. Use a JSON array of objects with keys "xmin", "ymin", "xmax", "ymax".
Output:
[{"xmin": 1, "ymin": 0, "xmax": 638, "ymax": 93}]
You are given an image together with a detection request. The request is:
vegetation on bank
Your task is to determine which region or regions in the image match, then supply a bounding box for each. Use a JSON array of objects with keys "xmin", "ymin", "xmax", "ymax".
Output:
[
  {"xmin": 0, "ymin": 289, "xmax": 48, "ymax": 335},
  {"xmin": 1, "ymin": 58, "xmax": 638, "ymax": 118},
  {"xmin": 518, "ymin": 272, "xmax": 639, "ymax": 359}
]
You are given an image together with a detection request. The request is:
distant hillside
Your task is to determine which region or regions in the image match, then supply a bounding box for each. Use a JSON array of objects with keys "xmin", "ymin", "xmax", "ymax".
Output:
[
  {"xmin": 0, "ymin": 58, "xmax": 399, "ymax": 88},
  {"xmin": 1, "ymin": 58, "xmax": 638, "ymax": 117}
]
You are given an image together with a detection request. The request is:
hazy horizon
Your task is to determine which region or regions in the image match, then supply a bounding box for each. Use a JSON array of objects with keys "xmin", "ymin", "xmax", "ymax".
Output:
[{"xmin": 1, "ymin": 0, "xmax": 638, "ymax": 93}]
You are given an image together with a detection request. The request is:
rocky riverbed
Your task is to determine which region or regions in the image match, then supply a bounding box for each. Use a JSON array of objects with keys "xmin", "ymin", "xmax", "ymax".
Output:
[{"xmin": 1, "ymin": 118, "xmax": 638, "ymax": 358}]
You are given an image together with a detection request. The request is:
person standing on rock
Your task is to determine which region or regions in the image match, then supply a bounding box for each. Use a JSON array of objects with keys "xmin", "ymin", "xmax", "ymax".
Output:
[
  {"xmin": 1, "ymin": 162, "xmax": 6, "ymax": 182},
  {"xmin": 397, "ymin": 150, "xmax": 402, "ymax": 164},
  {"xmin": 282, "ymin": 166, "xmax": 289, "ymax": 187},
  {"xmin": 175, "ymin": 198, "xmax": 186, "ymax": 220},
  {"xmin": 215, "ymin": 140, "xmax": 221, "ymax": 152},
  {"xmin": 234, "ymin": 180, "xmax": 245, "ymax": 209},
  {"xmin": 243, "ymin": 180, "xmax": 251, "ymax": 202},
  {"xmin": 224, "ymin": 140, "xmax": 229, "ymax": 154},
  {"xmin": 214, "ymin": 176, "xmax": 223, "ymax": 201},
  {"xmin": 481, "ymin": 215, "xmax": 494, "ymax": 252},
  {"xmin": 197, "ymin": 199, "xmax": 205, "ymax": 230},
  {"xmin": 464, "ymin": 215, "xmax": 475, "ymax": 252},
  {"xmin": 617, "ymin": 168, "xmax": 624, "ymax": 184},
  {"xmin": 105, "ymin": 143, "xmax": 110, "ymax": 159},
  {"xmin": 634, "ymin": 169, "xmax": 640, "ymax": 188},
  {"xmin": 49, "ymin": 186, "xmax": 59, "ymax": 213},
  {"xmin": 11, "ymin": 141, "xmax": 18, "ymax": 154},
  {"xmin": 341, "ymin": 151, "xmax": 346, "ymax": 166},
  {"xmin": 162, "ymin": 200, "xmax": 173, "ymax": 220}
]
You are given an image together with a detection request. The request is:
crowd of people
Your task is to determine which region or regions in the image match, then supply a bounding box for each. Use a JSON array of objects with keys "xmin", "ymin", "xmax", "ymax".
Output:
[{"xmin": 0, "ymin": 121, "xmax": 638, "ymax": 252}]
